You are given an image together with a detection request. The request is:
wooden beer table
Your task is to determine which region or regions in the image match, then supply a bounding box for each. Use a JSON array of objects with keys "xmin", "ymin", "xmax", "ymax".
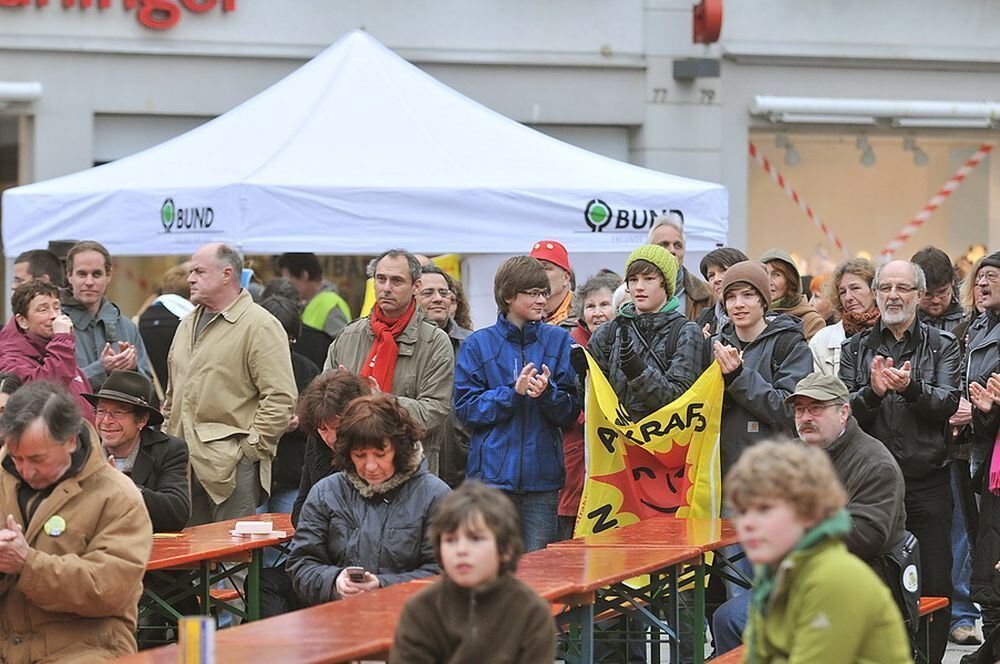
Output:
[
  {"xmin": 119, "ymin": 561, "xmax": 577, "ymax": 664},
  {"xmin": 140, "ymin": 513, "xmax": 294, "ymax": 632},
  {"xmin": 549, "ymin": 517, "xmax": 746, "ymax": 664},
  {"xmin": 522, "ymin": 545, "xmax": 703, "ymax": 664}
]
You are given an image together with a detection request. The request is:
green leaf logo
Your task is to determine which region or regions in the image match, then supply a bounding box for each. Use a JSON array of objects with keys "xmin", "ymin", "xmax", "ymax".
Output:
[
  {"xmin": 161, "ymin": 198, "xmax": 175, "ymax": 232},
  {"xmin": 584, "ymin": 199, "xmax": 612, "ymax": 232}
]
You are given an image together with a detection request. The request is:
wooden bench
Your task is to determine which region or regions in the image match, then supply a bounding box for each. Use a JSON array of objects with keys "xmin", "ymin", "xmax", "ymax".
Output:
[{"xmin": 713, "ymin": 644, "xmax": 744, "ymax": 662}]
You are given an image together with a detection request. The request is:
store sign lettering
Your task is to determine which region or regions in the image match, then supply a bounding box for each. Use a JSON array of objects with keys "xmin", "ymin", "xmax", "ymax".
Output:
[{"xmin": 0, "ymin": 0, "xmax": 237, "ymax": 31}]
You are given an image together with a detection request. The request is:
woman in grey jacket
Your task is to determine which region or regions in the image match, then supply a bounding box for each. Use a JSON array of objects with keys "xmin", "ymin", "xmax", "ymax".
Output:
[{"xmin": 286, "ymin": 393, "xmax": 450, "ymax": 607}]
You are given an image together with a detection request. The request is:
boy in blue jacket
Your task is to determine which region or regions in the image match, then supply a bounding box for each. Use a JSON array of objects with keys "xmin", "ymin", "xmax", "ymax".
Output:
[{"xmin": 454, "ymin": 256, "xmax": 581, "ymax": 551}]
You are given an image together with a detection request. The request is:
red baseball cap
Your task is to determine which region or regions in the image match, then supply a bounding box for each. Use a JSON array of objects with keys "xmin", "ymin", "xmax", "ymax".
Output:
[{"xmin": 529, "ymin": 240, "xmax": 571, "ymax": 273}]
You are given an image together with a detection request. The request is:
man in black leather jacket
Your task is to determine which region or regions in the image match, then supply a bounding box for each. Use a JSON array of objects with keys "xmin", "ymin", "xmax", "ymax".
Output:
[{"xmin": 840, "ymin": 259, "xmax": 961, "ymax": 664}]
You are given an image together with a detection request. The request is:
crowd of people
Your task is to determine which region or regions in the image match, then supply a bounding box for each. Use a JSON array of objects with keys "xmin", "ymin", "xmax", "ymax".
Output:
[{"xmin": 0, "ymin": 221, "xmax": 998, "ymax": 663}]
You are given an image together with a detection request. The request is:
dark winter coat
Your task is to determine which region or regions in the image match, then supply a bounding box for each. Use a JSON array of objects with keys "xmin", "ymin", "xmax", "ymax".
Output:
[
  {"xmin": 820, "ymin": 417, "xmax": 907, "ymax": 562},
  {"xmin": 919, "ymin": 300, "xmax": 966, "ymax": 336},
  {"xmin": 271, "ymin": 351, "xmax": 321, "ymax": 490},
  {"xmin": 587, "ymin": 302, "xmax": 706, "ymax": 422},
  {"xmin": 966, "ymin": 312, "xmax": 1000, "ymax": 451},
  {"xmin": 713, "ymin": 315, "xmax": 812, "ymax": 476},
  {"xmin": 454, "ymin": 314, "xmax": 580, "ymax": 493},
  {"xmin": 129, "ymin": 427, "xmax": 191, "ymax": 533},
  {"xmin": 967, "ymin": 313, "xmax": 1000, "ymax": 606},
  {"xmin": 839, "ymin": 319, "xmax": 961, "ymax": 482},
  {"xmin": 286, "ymin": 453, "xmax": 450, "ymax": 607},
  {"xmin": 389, "ymin": 574, "xmax": 556, "ymax": 664},
  {"xmin": 292, "ymin": 435, "xmax": 335, "ymax": 527},
  {"xmin": 137, "ymin": 301, "xmax": 183, "ymax": 395}
]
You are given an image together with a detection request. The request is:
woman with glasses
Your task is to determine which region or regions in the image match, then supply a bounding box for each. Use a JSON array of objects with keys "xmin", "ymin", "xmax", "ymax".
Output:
[
  {"xmin": 0, "ymin": 280, "xmax": 95, "ymax": 423},
  {"xmin": 809, "ymin": 258, "xmax": 878, "ymax": 377},
  {"xmin": 585, "ymin": 244, "xmax": 707, "ymax": 422}
]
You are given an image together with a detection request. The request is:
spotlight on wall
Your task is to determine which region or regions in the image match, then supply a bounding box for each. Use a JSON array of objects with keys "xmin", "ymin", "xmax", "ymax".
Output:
[
  {"xmin": 775, "ymin": 135, "xmax": 801, "ymax": 166},
  {"xmin": 903, "ymin": 136, "xmax": 929, "ymax": 167},
  {"xmin": 856, "ymin": 136, "xmax": 876, "ymax": 167}
]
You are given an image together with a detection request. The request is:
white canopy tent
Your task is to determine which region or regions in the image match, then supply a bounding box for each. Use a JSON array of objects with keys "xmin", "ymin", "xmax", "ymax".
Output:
[{"xmin": 2, "ymin": 30, "xmax": 727, "ymax": 323}]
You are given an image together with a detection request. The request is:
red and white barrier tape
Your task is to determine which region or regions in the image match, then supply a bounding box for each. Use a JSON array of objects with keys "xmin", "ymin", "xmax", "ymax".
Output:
[
  {"xmin": 879, "ymin": 144, "xmax": 994, "ymax": 262},
  {"xmin": 748, "ymin": 141, "xmax": 849, "ymax": 257}
]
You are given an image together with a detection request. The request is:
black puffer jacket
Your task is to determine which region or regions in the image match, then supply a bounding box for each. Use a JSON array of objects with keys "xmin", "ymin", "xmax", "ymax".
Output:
[
  {"xmin": 588, "ymin": 302, "xmax": 706, "ymax": 421},
  {"xmin": 286, "ymin": 451, "xmax": 450, "ymax": 607},
  {"xmin": 714, "ymin": 314, "xmax": 812, "ymax": 476},
  {"xmin": 839, "ymin": 319, "xmax": 961, "ymax": 483}
]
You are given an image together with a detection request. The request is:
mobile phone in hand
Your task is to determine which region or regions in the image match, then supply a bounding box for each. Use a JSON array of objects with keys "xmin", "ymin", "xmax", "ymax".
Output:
[{"xmin": 345, "ymin": 566, "xmax": 366, "ymax": 583}]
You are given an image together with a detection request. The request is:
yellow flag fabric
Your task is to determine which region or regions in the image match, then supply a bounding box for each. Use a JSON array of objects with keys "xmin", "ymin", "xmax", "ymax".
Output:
[{"xmin": 575, "ymin": 352, "xmax": 724, "ymax": 537}]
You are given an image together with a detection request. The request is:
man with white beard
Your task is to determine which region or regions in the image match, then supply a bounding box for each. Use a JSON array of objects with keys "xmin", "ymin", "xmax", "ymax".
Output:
[{"xmin": 839, "ymin": 259, "xmax": 962, "ymax": 664}]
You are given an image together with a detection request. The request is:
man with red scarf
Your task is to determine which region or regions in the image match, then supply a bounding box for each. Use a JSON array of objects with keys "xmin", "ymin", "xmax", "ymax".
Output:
[{"xmin": 324, "ymin": 250, "xmax": 454, "ymax": 447}]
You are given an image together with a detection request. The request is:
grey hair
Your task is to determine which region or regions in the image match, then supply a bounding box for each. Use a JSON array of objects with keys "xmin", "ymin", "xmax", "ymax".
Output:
[
  {"xmin": 872, "ymin": 260, "xmax": 926, "ymax": 293},
  {"xmin": 368, "ymin": 249, "xmax": 422, "ymax": 284},
  {"xmin": 612, "ymin": 282, "xmax": 631, "ymax": 310},
  {"xmin": 215, "ymin": 244, "xmax": 244, "ymax": 277},
  {"xmin": 0, "ymin": 381, "xmax": 81, "ymax": 446},
  {"xmin": 646, "ymin": 213, "xmax": 684, "ymax": 243}
]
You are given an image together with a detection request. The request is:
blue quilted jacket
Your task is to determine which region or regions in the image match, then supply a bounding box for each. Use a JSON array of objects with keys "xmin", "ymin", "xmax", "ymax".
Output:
[{"xmin": 454, "ymin": 314, "xmax": 581, "ymax": 492}]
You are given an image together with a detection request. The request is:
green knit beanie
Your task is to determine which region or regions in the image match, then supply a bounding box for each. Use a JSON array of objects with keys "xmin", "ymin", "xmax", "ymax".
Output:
[{"xmin": 626, "ymin": 244, "xmax": 679, "ymax": 298}]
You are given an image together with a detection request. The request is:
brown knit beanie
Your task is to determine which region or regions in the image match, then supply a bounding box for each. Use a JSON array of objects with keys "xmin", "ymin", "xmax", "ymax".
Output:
[{"xmin": 721, "ymin": 260, "xmax": 772, "ymax": 309}]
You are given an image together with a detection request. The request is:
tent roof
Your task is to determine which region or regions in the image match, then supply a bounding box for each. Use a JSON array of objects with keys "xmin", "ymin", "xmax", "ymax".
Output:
[{"xmin": 3, "ymin": 30, "xmax": 727, "ymax": 256}]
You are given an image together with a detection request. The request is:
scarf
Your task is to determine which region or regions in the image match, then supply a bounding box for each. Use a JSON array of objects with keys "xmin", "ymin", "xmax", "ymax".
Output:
[
  {"xmin": 841, "ymin": 307, "xmax": 881, "ymax": 336},
  {"xmin": 546, "ymin": 291, "xmax": 573, "ymax": 326},
  {"xmin": 990, "ymin": 433, "xmax": 1000, "ymax": 495},
  {"xmin": 616, "ymin": 296, "xmax": 680, "ymax": 319},
  {"xmin": 746, "ymin": 509, "xmax": 852, "ymax": 662},
  {"xmin": 361, "ymin": 299, "xmax": 416, "ymax": 390}
]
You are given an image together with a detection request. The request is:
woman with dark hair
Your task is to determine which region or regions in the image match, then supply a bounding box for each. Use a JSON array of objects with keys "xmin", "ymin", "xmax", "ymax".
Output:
[
  {"xmin": 0, "ymin": 373, "xmax": 23, "ymax": 415},
  {"xmin": 759, "ymin": 249, "xmax": 826, "ymax": 341},
  {"xmin": 0, "ymin": 280, "xmax": 94, "ymax": 422},
  {"xmin": 286, "ymin": 393, "xmax": 450, "ymax": 607}
]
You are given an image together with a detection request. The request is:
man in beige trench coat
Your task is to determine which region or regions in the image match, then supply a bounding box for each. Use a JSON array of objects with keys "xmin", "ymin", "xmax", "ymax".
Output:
[{"xmin": 164, "ymin": 242, "xmax": 296, "ymax": 524}]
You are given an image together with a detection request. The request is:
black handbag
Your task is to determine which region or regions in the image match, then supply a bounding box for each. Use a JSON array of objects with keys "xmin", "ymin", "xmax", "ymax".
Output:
[{"xmin": 873, "ymin": 530, "xmax": 921, "ymax": 634}]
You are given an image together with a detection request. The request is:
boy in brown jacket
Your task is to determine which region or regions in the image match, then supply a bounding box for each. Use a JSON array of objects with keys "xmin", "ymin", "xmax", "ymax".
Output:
[{"xmin": 390, "ymin": 481, "xmax": 556, "ymax": 663}]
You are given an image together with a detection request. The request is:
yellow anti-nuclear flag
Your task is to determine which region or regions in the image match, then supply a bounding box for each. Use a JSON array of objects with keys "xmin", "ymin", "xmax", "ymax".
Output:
[{"xmin": 575, "ymin": 351, "xmax": 724, "ymax": 537}]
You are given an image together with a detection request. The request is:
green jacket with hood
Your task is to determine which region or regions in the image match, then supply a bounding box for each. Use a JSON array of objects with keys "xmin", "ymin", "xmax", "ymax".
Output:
[{"xmin": 743, "ymin": 510, "xmax": 912, "ymax": 664}]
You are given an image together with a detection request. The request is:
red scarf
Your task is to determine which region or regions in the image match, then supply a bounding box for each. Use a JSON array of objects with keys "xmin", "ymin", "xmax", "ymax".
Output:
[{"xmin": 362, "ymin": 299, "xmax": 416, "ymax": 390}]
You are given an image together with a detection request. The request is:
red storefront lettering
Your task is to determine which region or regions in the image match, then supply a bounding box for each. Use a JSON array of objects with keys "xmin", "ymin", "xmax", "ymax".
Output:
[{"xmin": 0, "ymin": 0, "xmax": 236, "ymax": 30}]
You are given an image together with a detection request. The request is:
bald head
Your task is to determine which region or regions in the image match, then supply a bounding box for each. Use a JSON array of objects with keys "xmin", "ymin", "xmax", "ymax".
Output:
[{"xmin": 189, "ymin": 242, "xmax": 242, "ymax": 311}]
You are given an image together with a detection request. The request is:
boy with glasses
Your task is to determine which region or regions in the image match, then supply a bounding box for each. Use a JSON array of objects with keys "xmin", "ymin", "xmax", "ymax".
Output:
[{"xmin": 454, "ymin": 256, "xmax": 580, "ymax": 551}]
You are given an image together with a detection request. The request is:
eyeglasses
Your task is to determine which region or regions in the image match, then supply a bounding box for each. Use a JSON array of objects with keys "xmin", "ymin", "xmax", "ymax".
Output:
[
  {"xmin": 418, "ymin": 288, "xmax": 452, "ymax": 299},
  {"xmin": 519, "ymin": 289, "xmax": 551, "ymax": 299},
  {"xmin": 977, "ymin": 270, "xmax": 1000, "ymax": 284},
  {"xmin": 921, "ymin": 286, "xmax": 952, "ymax": 301},
  {"xmin": 875, "ymin": 283, "xmax": 917, "ymax": 295},
  {"xmin": 792, "ymin": 402, "xmax": 841, "ymax": 418},
  {"xmin": 95, "ymin": 407, "xmax": 134, "ymax": 420}
]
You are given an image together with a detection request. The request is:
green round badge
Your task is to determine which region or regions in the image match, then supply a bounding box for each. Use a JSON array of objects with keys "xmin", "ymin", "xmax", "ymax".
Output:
[{"xmin": 44, "ymin": 515, "xmax": 66, "ymax": 537}]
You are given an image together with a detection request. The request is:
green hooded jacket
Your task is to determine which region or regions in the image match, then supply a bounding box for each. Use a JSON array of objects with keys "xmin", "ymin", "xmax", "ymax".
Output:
[{"xmin": 743, "ymin": 510, "xmax": 912, "ymax": 664}]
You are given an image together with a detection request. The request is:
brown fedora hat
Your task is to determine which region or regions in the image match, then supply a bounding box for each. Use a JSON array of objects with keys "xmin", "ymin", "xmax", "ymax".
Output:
[{"xmin": 82, "ymin": 370, "xmax": 163, "ymax": 427}]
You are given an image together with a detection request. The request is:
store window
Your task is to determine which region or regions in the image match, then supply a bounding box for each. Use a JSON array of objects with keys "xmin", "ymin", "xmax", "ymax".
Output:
[{"xmin": 748, "ymin": 131, "xmax": 992, "ymax": 277}]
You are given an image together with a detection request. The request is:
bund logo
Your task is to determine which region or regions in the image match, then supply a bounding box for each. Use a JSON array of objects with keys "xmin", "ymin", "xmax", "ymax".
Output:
[
  {"xmin": 160, "ymin": 198, "xmax": 215, "ymax": 233},
  {"xmin": 583, "ymin": 200, "xmax": 685, "ymax": 233}
]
